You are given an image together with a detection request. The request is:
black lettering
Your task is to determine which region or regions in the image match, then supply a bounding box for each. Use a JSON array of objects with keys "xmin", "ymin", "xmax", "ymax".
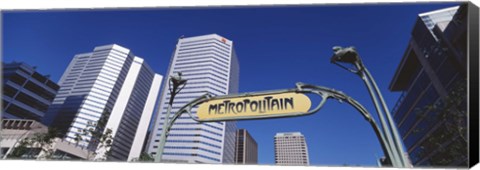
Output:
[
  {"xmin": 223, "ymin": 100, "xmax": 230, "ymax": 114},
  {"xmin": 243, "ymin": 99, "xmax": 250, "ymax": 112},
  {"xmin": 208, "ymin": 104, "xmax": 218, "ymax": 114},
  {"xmin": 280, "ymin": 98, "xmax": 284, "ymax": 110},
  {"xmin": 235, "ymin": 102, "xmax": 244, "ymax": 113},
  {"xmin": 265, "ymin": 96, "xmax": 273, "ymax": 110},
  {"xmin": 229, "ymin": 103, "xmax": 236, "ymax": 114},
  {"xmin": 284, "ymin": 97, "xmax": 294, "ymax": 109},
  {"xmin": 271, "ymin": 99, "xmax": 280, "ymax": 110},
  {"xmin": 250, "ymin": 101, "xmax": 258, "ymax": 112},
  {"xmin": 218, "ymin": 103, "xmax": 224, "ymax": 114},
  {"xmin": 259, "ymin": 100, "xmax": 266, "ymax": 113}
]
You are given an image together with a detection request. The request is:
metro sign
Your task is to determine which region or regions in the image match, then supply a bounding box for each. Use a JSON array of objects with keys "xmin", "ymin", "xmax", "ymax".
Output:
[{"xmin": 197, "ymin": 92, "xmax": 311, "ymax": 121}]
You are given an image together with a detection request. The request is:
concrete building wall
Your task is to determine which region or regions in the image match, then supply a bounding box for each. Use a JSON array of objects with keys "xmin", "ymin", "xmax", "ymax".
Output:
[{"xmin": 274, "ymin": 132, "xmax": 309, "ymax": 166}]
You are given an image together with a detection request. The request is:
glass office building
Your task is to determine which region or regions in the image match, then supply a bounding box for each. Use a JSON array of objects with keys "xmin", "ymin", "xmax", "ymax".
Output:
[
  {"xmin": 147, "ymin": 34, "xmax": 239, "ymax": 164},
  {"xmin": 234, "ymin": 129, "xmax": 258, "ymax": 164},
  {"xmin": 43, "ymin": 44, "xmax": 162, "ymax": 161},
  {"xmin": 389, "ymin": 5, "xmax": 467, "ymax": 167},
  {"xmin": 2, "ymin": 62, "xmax": 60, "ymax": 122}
]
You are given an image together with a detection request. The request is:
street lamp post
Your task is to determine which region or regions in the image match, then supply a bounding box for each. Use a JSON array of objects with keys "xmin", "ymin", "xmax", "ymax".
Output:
[
  {"xmin": 154, "ymin": 72, "xmax": 187, "ymax": 163},
  {"xmin": 330, "ymin": 46, "xmax": 409, "ymax": 168}
]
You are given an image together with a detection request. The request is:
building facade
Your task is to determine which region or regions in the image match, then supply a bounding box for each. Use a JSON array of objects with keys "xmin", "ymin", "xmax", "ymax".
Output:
[
  {"xmin": 274, "ymin": 132, "xmax": 309, "ymax": 166},
  {"xmin": 234, "ymin": 129, "xmax": 258, "ymax": 164},
  {"xmin": 146, "ymin": 34, "xmax": 239, "ymax": 164},
  {"xmin": 42, "ymin": 44, "xmax": 162, "ymax": 161},
  {"xmin": 389, "ymin": 5, "xmax": 467, "ymax": 167},
  {"xmin": 1, "ymin": 119, "xmax": 92, "ymax": 160},
  {"xmin": 2, "ymin": 62, "xmax": 60, "ymax": 122}
]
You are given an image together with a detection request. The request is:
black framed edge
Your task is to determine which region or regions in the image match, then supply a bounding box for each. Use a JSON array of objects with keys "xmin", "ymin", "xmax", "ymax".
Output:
[{"xmin": 468, "ymin": 1, "xmax": 480, "ymax": 168}]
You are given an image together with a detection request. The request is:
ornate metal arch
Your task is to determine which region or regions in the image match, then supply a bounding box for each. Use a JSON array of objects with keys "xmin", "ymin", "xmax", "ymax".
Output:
[{"xmin": 157, "ymin": 82, "xmax": 395, "ymax": 165}]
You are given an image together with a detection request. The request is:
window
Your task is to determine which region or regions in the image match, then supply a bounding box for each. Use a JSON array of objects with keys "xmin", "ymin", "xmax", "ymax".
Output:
[
  {"xmin": 5, "ymin": 104, "xmax": 39, "ymax": 120},
  {"xmin": 23, "ymin": 81, "xmax": 56, "ymax": 101},
  {"xmin": 3, "ymin": 85, "xmax": 17, "ymax": 97},
  {"xmin": 15, "ymin": 92, "xmax": 49, "ymax": 112},
  {"xmin": 8, "ymin": 73, "xmax": 27, "ymax": 85}
]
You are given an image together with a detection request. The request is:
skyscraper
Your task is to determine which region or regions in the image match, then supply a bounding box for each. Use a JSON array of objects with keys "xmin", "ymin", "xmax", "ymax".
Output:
[
  {"xmin": 234, "ymin": 129, "xmax": 258, "ymax": 164},
  {"xmin": 2, "ymin": 62, "xmax": 60, "ymax": 122},
  {"xmin": 274, "ymin": 132, "xmax": 309, "ymax": 166},
  {"xmin": 146, "ymin": 34, "xmax": 239, "ymax": 164},
  {"xmin": 389, "ymin": 5, "xmax": 467, "ymax": 167},
  {"xmin": 43, "ymin": 44, "xmax": 162, "ymax": 161}
]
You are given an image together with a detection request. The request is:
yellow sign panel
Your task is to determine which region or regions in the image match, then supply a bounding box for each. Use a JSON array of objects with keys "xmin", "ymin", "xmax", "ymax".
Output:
[{"xmin": 197, "ymin": 92, "xmax": 311, "ymax": 121}]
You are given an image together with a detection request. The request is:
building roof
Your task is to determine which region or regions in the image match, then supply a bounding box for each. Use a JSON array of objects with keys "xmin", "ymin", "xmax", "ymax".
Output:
[{"xmin": 275, "ymin": 132, "xmax": 303, "ymax": 137}]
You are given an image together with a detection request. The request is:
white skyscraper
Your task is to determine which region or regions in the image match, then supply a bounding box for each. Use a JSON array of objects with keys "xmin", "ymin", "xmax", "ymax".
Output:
[
  {"xmin": 147, "ymin": 34, "xmax": 239, "ymax": 164},
  {"xmin": 274, "ymin": 132, "xmax": 310, "ymax": 166},
  {"xmin": 43, "ymin": 44, "xmax": 162, "ymax": 161}
]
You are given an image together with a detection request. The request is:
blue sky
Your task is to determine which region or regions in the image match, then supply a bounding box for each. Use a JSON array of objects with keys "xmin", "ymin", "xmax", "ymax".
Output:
[{"xmin": 3, "ymin": 2, "xmax": 460, "ymax": 166}]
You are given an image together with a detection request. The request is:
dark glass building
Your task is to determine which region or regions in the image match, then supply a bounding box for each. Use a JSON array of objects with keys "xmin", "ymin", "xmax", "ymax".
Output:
[
  {"xmin": 389, "ymin": 4, "xmax": 468, "ymax": 167},
  {"xmin": 2, "ymin": 62, "xmax": 60, "ymax": 121},
  {"xmin": 234, "ymin": 129, "xmax": 258, "ymax": 164}
]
